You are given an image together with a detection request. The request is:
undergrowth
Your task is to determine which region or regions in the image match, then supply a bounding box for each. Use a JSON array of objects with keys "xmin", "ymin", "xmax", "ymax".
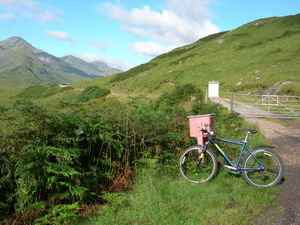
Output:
[{"xmin": 0, "ymin": 84, "xmax": 273, "ymax": 224}]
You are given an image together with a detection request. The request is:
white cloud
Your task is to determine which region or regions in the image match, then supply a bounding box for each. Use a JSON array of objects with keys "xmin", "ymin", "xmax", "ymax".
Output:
[
  {"xmin": 75, "ymin": 52, "xmax": 135, "ymax": 71},
  {"xmin": 75, "ymin": 52, "xmax": 102, "ymax": 63},
  {"xmin": 131, "ymin": 41, "xmax": 173, "ymax": 56},
  {"xmin": 166, "ymin": 0, "xmax": 212, "ymax": 21},
  {"xmin": 0, "ymin": 12, "xmax": 15, "ymax": 20},
  {"xmin": 88, "ymin": 40, "xmax": 116, "ymax": 51},
  {"xmin": 103, "ymin": 58, "xmax": 136, "ymax": 71},
  {"xmin": 100, "ymin": 0, "xmax": 219, "ymax": 56},
  {"xmin": 0, "ymin": 0, "xmax": 63, "ymax": 22},
  {"xmin": 45, "ymin": 30, "xmax": 73, "ymax": 42}
]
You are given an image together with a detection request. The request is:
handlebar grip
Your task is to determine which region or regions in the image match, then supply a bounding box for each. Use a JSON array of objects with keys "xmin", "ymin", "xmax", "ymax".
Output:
[{"xmin": 202, "ymin": 128, "xmax": 208, "ymax": 133}]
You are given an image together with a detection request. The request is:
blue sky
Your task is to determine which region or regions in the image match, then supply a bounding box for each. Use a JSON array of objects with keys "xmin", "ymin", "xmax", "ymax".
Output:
[{"xmin": 0, "ymin": 0, "xmax": 299, "ymax": 70}]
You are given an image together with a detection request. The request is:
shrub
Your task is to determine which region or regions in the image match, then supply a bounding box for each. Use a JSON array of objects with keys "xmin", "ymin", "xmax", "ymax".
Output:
[
  {"xmin": 75, "ymin": 86, "xmax": 110, "ymax": 103},
  {"xmin": 155, "ymin": 84, "xmax": 204, "ymax": 107}
]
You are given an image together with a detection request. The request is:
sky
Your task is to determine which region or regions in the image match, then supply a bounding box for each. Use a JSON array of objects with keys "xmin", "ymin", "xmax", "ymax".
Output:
[{"xmin": 0, "ymin": 0, "xmax": 299, "ymax": 70}]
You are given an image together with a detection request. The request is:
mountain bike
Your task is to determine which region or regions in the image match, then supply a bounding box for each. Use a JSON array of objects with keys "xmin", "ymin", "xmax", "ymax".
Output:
[{"xmin": 179, "ymin": 127, "xmax": 284, "ymax": 188}]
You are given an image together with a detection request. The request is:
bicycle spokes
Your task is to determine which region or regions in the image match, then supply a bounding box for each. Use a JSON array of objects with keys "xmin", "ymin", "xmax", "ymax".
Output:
[
  {"xmin": 243, "ymin": 150, "xmax": 282, "ymax": 187},
  {"xmin": 180, "ymin": 148, "xmax": 217, "ymax": 183}
]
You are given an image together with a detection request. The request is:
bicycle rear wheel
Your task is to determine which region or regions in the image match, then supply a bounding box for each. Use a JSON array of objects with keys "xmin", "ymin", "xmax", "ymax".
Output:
[
  {"xmin": 242, "ymin": 148, "xmax": 284, "ymax": 188},
  {"xmin": 179, "ymin": 145, "xmax": 217, "ymax": 183}
]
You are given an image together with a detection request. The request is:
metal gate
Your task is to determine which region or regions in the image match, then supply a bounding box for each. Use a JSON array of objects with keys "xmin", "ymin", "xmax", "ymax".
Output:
[{"xmin": 224, "ymin": 93, "xmax": 300, "ymax": 118}]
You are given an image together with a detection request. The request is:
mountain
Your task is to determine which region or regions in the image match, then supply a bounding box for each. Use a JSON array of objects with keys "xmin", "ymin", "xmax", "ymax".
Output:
[
  {"xmin": 80, "ymin": 13, "xmax": 299, "ymax": 97},
  {"xmin": 2, "ymin": 14, "xmax": 300, "ymax": 108},
  {"xmin": 61, "ymin": 55, "xmax": 120, "ymax": 78},
  {"xmin": 0, "ymin": 36, "xmax": 120, "ymax": 90}
]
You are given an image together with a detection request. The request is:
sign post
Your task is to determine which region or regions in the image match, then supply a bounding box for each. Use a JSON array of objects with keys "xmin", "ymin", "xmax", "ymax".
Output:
[{"xmin": 208, "ymin": 82, "xmax": 219, "ymax": 99}]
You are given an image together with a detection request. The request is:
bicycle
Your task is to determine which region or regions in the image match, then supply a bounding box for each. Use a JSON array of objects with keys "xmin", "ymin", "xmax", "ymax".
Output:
[{"xmin": 179, "ymin": 127, "xmax": 284, "ymax": 188}]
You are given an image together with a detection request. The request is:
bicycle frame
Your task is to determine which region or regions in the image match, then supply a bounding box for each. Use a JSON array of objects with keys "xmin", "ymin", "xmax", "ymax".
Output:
[{"xmin": 204, "ymin": 136, "xmax": 265, "ymax": 171}]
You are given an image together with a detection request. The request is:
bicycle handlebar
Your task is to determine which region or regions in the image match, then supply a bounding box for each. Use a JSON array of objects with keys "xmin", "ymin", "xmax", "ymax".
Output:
[
  {"xmin": 199, "ymin": 127, "xmax": 213, "ymax": 135},
  {"xmin": 199, "ymin": 127, "xmax": 257, "ymax": 141}
]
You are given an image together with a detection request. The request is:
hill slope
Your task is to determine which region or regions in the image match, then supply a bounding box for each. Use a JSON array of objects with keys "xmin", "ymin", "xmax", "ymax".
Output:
[
  {"xmin": 0, "ymin": 37, "xmax": 119, "ymax": 90},
  {"xmin": 80, "ymin": 14, "xmax": 300, "ymax": 97}
]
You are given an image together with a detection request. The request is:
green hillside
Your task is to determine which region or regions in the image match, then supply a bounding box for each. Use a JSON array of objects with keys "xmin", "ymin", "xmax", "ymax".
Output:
[
  {"xmin": 0, "ymin": 37, "xmax": 120, "ymax": 105},
  {"xmin": 78, "ymin": 14, "xmax": 300, "ymax": 97},
  {"xmin": 0, "ymin": 37, "xmax": 90, "ymax": 86}
]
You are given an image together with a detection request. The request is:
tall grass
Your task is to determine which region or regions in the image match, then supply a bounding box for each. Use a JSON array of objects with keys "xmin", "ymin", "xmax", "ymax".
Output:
[{"xmin": 77, "ymin": 170, "xmax": 278, "ymax": 225}]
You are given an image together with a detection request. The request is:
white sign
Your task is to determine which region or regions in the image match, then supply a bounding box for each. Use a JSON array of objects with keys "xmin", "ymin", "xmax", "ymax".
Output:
[{"xmin": 208, "ymin": 82, "xmax": 219, "ymax": 98}]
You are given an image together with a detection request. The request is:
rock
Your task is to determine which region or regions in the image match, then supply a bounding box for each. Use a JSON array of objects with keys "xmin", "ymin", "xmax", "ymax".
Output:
[{"xmin": 217, "ymin": 39, "xmax": 224, "ymax": 44}]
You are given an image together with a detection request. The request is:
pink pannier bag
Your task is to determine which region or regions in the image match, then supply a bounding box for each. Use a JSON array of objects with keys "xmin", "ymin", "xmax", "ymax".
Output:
[{"xmin": 188, "ymin": 114, "xmax": 214, "ymax": 145}]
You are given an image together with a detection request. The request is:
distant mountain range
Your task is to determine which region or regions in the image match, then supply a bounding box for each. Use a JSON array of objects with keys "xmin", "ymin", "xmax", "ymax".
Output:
[{"xmin": 0, "ymin": 36, "xmax": 120, "ymax": 89}]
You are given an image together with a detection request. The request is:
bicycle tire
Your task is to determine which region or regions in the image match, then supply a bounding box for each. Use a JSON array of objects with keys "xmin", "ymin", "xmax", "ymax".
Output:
[
  {"xmin": 179, "ymin": 145, "xmax": 218, "ymax": 183},
  {"xmin": 242, "ymin": 147, "xmax": 284, "ymax": 188}
]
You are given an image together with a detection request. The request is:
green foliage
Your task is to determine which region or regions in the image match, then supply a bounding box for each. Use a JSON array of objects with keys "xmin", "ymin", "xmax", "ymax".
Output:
[
  {"xmin": 74, "ymin": 86, "xmax": 110, "ymax": 103},
  {"xmin": 35, "ymin": 203, "xmax": 79, "ymax": 225},
  {"xmin": 278, "ymin": 82, "xmax": 300, "ymax": 95},
  {"xmin": 0, "ymin": 106, "xmax": 7, "ymax": 113},
  {"xmin": 13, "ymin": 99, "xmax": 43, "ymax": 115},
  {"xmin": 2, "ymin": 144, "xmax": 85, "ymax": 224},
  {"xmin": 155, "ymin": 84, "xmax": 204, "ymax": 108}
]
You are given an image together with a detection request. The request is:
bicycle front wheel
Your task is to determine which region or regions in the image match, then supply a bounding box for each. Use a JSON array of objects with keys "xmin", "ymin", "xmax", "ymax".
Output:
[
  {"xmin": 242, "ymin": 148, "xmax": 284, "ymax": 188},
  {"xmin": 179, "ymin": 145, "xmax": 217, "ymax": 183}
]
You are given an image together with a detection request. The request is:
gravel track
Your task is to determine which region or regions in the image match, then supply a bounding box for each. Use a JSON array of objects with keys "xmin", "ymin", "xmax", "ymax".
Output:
[{"xmin": 214, "ymin": 98, "xmax": 300, "ymax": 225}]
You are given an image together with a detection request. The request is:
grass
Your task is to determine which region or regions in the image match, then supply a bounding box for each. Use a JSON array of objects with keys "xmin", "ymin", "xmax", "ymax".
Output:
[
  {"xmin": 77, "ymin": 169, "xmax": 278, "ymax": 225},
  {"xmin": 16, "ymin": 84, "xmax": 74, "ymax": 99}
]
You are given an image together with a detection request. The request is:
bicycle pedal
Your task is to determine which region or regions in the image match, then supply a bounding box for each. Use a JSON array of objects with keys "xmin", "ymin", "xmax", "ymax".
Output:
[
  {"xmin": 224, "ymin": 165, "xmax": 241, "ymax": 175},
  {"xmin": 229, "ymin": 170, "xmax": 241, "ymax": 175}
]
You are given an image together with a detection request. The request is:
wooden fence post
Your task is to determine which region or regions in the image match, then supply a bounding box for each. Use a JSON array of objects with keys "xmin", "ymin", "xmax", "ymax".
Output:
[{"xmin": 230, "ymin": 92, "xmax": 234, "ymax": 113}]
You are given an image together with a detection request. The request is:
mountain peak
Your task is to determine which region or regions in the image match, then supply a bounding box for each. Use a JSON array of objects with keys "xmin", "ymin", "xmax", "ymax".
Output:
[
  {"xmin": 1, "ymin": 36, "xmax": 34, "ymax": 49},
  {"xmin": 61, "ymin": 54, "xmax": 121, "ymax": 76},
  {"xmin": 7, "ymin": 36, "xmax": 25, "ymax": 42},
  {"xmin": 62, "ymin": 55, "xmax": 84, "ymax": 62}
]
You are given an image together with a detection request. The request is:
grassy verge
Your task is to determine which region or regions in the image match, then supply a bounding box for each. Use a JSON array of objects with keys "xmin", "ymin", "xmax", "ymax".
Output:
[{"xmin": 77, "ymin": 168, "xmax": 278, "ymax": 225}]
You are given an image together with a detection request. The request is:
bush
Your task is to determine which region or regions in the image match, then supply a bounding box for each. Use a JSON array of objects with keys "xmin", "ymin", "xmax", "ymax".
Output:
[
  {"xmin": 155, "ymin": 84, "xmax": 204, "ymax": 108},
  {"xmin": 75, "ymin": 86, "xmax": 110, "ymax": 103}
]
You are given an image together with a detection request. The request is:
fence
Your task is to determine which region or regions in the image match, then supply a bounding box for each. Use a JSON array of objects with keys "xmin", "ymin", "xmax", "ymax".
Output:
[{"xmin": 221, "ymin": 93, "xmax": 300, "ymax": 119}]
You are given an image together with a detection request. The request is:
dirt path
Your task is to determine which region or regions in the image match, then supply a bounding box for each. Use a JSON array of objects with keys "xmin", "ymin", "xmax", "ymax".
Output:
[{"xmin": 214, "ymin": 98, "xmax": 300, "ymax": 225}]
